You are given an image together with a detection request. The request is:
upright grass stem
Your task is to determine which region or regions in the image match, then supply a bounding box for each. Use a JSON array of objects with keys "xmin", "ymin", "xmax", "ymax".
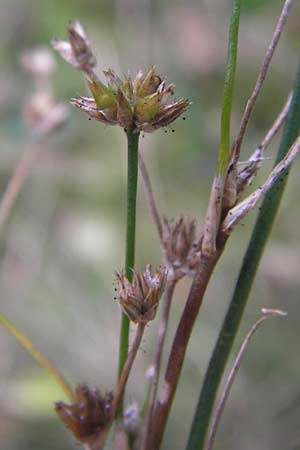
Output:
[
  {"xmin": 218, "ymin": 0, "xmax": 241, "ymax": 175},
  {"xmin": 202, "ymin": 0, "xmax": 241, "ymax": 255},
  {"xmin": 117, "ymin": 130, "xmax": 140, "ymax": 414},
  {"xmin": 186, "ymin": 60, "xmax": 300, "ymax": 450}
]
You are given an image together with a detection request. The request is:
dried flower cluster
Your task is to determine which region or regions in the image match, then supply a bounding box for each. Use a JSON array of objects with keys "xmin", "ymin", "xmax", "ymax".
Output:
[
  {"xmin": 52, "ymin": 21, "xmax": 190, "ymax": 132},
  {"xmin": 55, "ymin": 385, "xmax": 112, "ymax": 449},
  {"xmin": 115, "ymin": 265, "xmax": 167, "ymax": 323},
  {"xmin": 162, "ymin": 216, "xmax": 201, "ymax": 278}
]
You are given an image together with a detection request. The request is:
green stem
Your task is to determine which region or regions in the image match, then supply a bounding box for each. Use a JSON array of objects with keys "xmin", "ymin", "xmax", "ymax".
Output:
[
  {"xmin": 186, "ymin": 61, "xmax": 300, "ymax": 450},
  {"xmin": 218, "ymin": 0, "xmax": 241, "ymax": 175},
  {"xmin": 202, "ymin": 0, "xmax": 242, "ymax": 256},
  {"xmin": 117, "ymin": 130, "xmax": 140, "ymax": 414}
]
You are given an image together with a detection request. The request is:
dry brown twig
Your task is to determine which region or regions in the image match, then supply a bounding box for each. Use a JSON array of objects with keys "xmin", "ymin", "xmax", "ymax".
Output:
[
  {"xmin": 110, "ymin": 323, "xmax": 145, "ymax": 419},
  {"xmin": 142, "ymin": 279, "xmax": 177, "ymax": 450},
  {"xmin": 202, "ymin": 0, "xmax": 293, "ymax": 258},
  {"xmin": 222, "ymin": 136, "xmax": 300, "ymax": 234},
  {"xmin": 150, "ymin": 1, "xmax": 295, "ymax": 441},
  {"xmin": 236, "ymin": 93, "xmax": 292, "ymax": 196},
  {"xmin": 232, "ymin": 0, "xmax": 293, "ymax": 163},
  {"xmin": 138, "ymin": 153, "xmax": 163, "ymax": 243}
]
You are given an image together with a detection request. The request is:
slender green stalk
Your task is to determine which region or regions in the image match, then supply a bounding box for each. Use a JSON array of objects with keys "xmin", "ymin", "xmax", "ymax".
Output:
[
  {"xmin": 186, "ymin": 61, "xmax": 300, "ymax": 450},
  {"xmin": 202, "ymin": 0, "xmax": 241, "ymax": 255},
  {"xmin": 117, "ymin": 130, "xmax": 140, "ymax": 413},
  {"xmin": 0, "ymin": 313, "xmax": 73, "ymax": 401},
  {"xmin": 218, "ymin": 0, "xmax": 241, "ymax": 175}
]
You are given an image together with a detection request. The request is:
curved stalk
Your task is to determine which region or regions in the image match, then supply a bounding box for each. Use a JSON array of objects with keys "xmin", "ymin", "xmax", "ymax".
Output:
[
  {"xmin": 233, "ymin": 0, "xmax": 293, "ymax": 162},
  {"xmin": 112, "ymin": 323, "xmax": 145, "ymax": 419},
  {"xmin": 186, "ymin": 59, "xmax": 300, "ymax": 450},
  {"xmin": 117, "ymin": 130, "xmax": 140, "ymax": 415},
  {"xmin": 142, "ymin": 279, "xmax": 177, "ymax": 450},
  {"xmin": 152, "ymin": 249, "xmax": 225, "ymax": 449},
  {"xmin": 0, "ymin": 313, "xmax": 73, "ymax": 401},
  {"xmin": 205, "ymin": 309, "xmax": 287, "ymax": 450}
]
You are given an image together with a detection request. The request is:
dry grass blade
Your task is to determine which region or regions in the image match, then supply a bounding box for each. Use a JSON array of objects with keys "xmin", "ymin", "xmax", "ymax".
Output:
[{"xmin": 233, "ymin": 0, "xmax": 293, "ymax": 162}]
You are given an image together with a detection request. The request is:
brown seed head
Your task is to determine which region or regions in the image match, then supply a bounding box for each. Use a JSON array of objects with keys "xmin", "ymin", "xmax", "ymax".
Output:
[
  {"xmin": 52, "ymin": 21, "xmax": 96, "ymax": 75},
  {"xmin": 162, "ymin": 216, "xmax": 201, "ymax": 278},
  {"xmin": 115, "ymin": 265, "xmax": 167, "ymax": 323},
  {"xmin": 55, "ymin": 384, "xmax": 112, "ymax": 449}
]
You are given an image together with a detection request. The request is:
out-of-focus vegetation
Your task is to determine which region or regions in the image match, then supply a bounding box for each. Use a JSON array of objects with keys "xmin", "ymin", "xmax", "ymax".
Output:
[{"xmin": 0, "ymin": 1, "xmax": 300, "ymax": 449}]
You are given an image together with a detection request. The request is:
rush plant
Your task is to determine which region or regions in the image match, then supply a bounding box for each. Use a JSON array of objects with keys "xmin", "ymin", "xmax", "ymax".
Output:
[{"xmin": 1, "ymin": 1, "xmax": 299, "ymax": 450}]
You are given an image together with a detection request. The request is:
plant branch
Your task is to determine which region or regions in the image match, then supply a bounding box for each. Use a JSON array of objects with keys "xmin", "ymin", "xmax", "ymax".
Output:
[
  {"xmin": 260, "ymin": 93, "xmax": 292, "ymax": 151},
  {"xmin": 0, "ymin": 313, "xmax": 73, "ymax": 401},
  {"xmin": 152, "ymin": 248, "xmax": 225, "ymax": 449},
  {"xmin": 142, "ymin": 278, "xmax": 177, "ymax": 450},
  {"xmin": 205, "ymin": 308, "xmax": 287, "ymax": 450},
  {"xmin": 185, "ymin": 58, "xmax": 300, "ymax": 450},
  {"xmin": 236, "ymin": 93, "xmax": 292, "ymax": 196},
  {"xmin": 0, "ymin": 142, "xmax": 41, "ymax": 233},
  {"xmin": 117, "ymin": 130, "xmax": 140, "ymax": 415},
  {"xmin": 138, "ymin": 152, "xmax": 163, "ymax": 243},
  {"xmin": 222, "ymin": 135, "xmax": 300, "ymax": 234},
  {"xmin": 112, "ymin": 323, "xmax": 145, "ymax": 419},
  {"xmin": 233, "ymin": 0, "xmax": 293, "ymax": 162}
]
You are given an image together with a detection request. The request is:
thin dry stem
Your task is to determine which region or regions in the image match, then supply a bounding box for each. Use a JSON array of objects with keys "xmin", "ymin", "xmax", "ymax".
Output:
[
  {"xmin": 152, "ymin": 248, "xmax": 225, "ymax": 449},
  {"xmin": 222, "ymin": 136, "xmax": 300, "ymax": 234},
  {"xmin": 205, "ymin": 308, "xmax": 287, "ymax": 450},
  {"xmin": 236, "ymin": 93, "xmax": 292, "ymax": 196},
  {"xmin": 260, "ymin": 93, "xmax": 292, "ymax": 151},
  {"xmin": 0, "ymin": 142, "xmax": 41, "ymax": 233},
  {"xmin": 233, "ymin": 0, "xmax": 293, "ymax": 162},
  {"xmin": 111, "ymin": 323, "xmax": 145, "ymax": 419},
  {"xmin": 138, "ymin": 153, "xmax": 163, "ymax": 242},
  {"xmin": 142, "ymin": 279, "xmax": 177, "ymax": 450}
]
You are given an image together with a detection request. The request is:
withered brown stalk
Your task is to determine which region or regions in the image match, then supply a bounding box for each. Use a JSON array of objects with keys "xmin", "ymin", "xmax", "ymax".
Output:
[
  {"xmin": 142, "ymin": 278, "xmax": 177, "ymax": 450},
  {"xmin": 233, "ymin": 0, "xmax": 293, "ymax": 162},
  {"xmin": 150, "ymin": 132, "xmax": 300, "ymax": 449},
  {"xmin": 204, "ymin": 308, "xmax": 287, "ymax": 450},
  {"xmin": 151, "ymin": 248, "xmax": 225, "ymax": 449},
  {"xmin": 138, "ymin": 153, "xmax": 163, "ymax": 243},
  {"xmin": 222, "ymin": 136, "xmax": 300, "ymax": 234},
  {"xmin": 0, "ymin": 142, "xmax": 41, "ymax": 233},
  {"xmin": 259, "ymin": 93, "xmax": 292, "ymax": 151},
  {"xmin": 111, "ymin": 322, "xmax": 145, "ymax": 419}
]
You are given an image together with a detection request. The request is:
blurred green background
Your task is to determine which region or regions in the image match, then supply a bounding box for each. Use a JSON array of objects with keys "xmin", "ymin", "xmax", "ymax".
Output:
[{"xmin": 0, "ymin": 0, "xmax": 300, "ymax": 449}]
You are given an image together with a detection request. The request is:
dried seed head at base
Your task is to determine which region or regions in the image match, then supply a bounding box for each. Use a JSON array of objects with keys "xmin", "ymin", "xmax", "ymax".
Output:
[
  {"xmin": 162, "ymin": 216, "xmax": 201, "ymax": 278},
  {"xmin": 115, "ymin": 265, "xmax": 167, "ymax": 323},
  {"xmin": 52, "ymin": 21, "xmax": 190, "ymax": 133},
  {"xmin": 55, "ymin": 384, "xmax": 112, "ymax": 450}
]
